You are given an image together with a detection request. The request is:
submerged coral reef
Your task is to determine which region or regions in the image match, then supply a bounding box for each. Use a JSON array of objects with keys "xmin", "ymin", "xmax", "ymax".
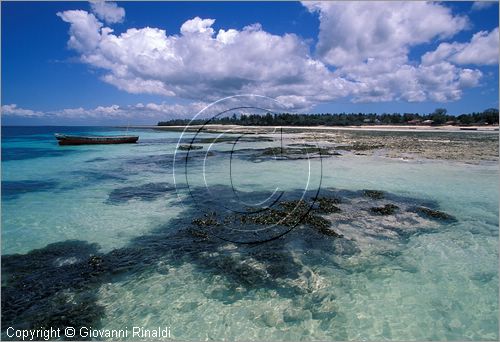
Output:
[{"xmin": 1, "ymin": 185, "xmax": 458, "ymax": 340}]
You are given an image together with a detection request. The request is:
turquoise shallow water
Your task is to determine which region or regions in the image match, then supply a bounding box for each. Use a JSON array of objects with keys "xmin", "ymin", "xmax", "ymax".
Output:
[{"xmin": 1, "ymin": 126, "xmax": 498, "ymax": 340}]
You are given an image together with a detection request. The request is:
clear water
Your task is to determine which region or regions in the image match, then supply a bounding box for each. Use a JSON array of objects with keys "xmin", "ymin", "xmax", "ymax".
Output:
[{"xmin": 1, "ymin": 126, "xmax": 498, "ymax": 340}]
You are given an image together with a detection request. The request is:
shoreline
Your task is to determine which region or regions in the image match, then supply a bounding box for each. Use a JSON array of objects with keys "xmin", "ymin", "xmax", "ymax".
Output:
[
  {"xmin": 121, "ymin": 124, "xmax": 498, "ymax": 162},
  {"xmin": 124, "ymin": 124, "xmax": 499, "ymax": 134}
]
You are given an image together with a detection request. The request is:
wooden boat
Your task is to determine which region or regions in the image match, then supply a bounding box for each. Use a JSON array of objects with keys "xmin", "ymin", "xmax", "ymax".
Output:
[
  {"xmin": 55, "ymin": 133, "xmax": 139, "ymax": 145},
  {"xmin": 459, "ymin": 127, "xmax": 478, "ymax": 131}
]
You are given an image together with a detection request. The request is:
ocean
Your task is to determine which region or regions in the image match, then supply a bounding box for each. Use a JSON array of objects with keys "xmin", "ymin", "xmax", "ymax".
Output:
[{"xmin": 1, "ymin": 125, "xmax": 498, "ymax": 340}]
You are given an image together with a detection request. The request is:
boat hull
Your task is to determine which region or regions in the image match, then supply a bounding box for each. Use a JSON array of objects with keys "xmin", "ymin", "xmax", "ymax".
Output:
[{"xmin": 55, "ymin": 134, "xmax": 139, "ymax": 145}]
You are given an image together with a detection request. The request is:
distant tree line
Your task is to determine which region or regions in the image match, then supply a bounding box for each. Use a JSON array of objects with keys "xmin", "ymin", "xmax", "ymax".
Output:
[{"xmin": 158, "ymin": 108, "xmax": 499, "ymax": 126}]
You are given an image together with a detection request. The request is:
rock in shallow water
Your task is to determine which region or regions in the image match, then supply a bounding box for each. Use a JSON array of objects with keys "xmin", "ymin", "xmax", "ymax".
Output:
[
  {"xmin": 316, "ymin": 197, "xmax": 342, "ymax": 213},
  {"xmin": 187, "ymin": 187, "xmax": 457, "ymax": 245},
  {"xmin": 363, "ymin": 189, "xmax": 385, "ymax": 199},
  {"xmin": 370, "ymin": 204, "xmax": 399, "ymax": 215},
  {"xmin": 413, "ymin": 206, "xmax": 456, "ymax": 221},
  {"xmin": 106, "ymin": 182, "xmax": 176, "ymax": 204},
  {"xmin": 178, "ymin": 144, "xmax": 203, "ymax": 151},
  {"xmin": 1, "ymin": 241, "xmax": 106, "ymax": 339},
  {"xmin": 1, "ymin": 180, "xmax": 58, "ymax": 200}
]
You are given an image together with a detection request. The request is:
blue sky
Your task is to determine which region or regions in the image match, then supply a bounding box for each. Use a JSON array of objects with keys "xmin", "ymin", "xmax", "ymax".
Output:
[{"xmin": 1, "ymin": 1, "xmax": 499, "ymax": 125}]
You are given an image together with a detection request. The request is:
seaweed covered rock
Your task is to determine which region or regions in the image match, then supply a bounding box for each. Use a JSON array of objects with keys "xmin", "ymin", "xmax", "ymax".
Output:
[
  {"xmin": 370, "ymin": 204, "xmax": 399, "ymax": 215},
  {"xmin": 363, "ymin": 190, "xmax": 385, "ymax": 199},
  {"xmin": 279, "ymin": 199, "xmax": 310, "ymax": 212},
  {"xmin": 413, "ymin": 207, "xmax": 456, "ymax": 221},
  {"xmin": 178, "ymin": 144, "xmax": 203, "ymax": 151},
  {"xmin": 188, "ymin": 228, "xmax": 210, "ymax": 239},
  {"xmin": 189, "ymin": 197, "xmax": 343, "ymax": 240},
  {"xmin": 1, "ymin": 241, "xmax": 106, "ymax": 339},
  {"xmin": 186, "ymin": 186, "xmax": 459, "ymax": 245},
  {"xmin": 106, "ymin": 182, "xmax": 175, "ymax": 204},
  {"xmin": 305, "ymin": 215, "xmax": 343, "ymax": 237},
  {"xmin": 316, "ymin": 197, "xmax": 342, "ymax": 214},
  {"xmin": 259, "ymin": 146, "xmax": 339, "ymax": 160},
  {"xmin": 193, "ymin": 136, "xmax": 274, "ymax": 144},
  {"xmin": 192, "ymin": 212, "xmax": 219, "ymax": 227}
]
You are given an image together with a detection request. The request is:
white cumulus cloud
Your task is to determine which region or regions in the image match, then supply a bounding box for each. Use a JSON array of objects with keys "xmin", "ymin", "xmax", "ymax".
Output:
[
  {"xmin": 56, "ymin": 9, "xmax": 346, "ymax": 107},
  {"xmin": 54, "ymin": 1, "xmax": 492, "ymax": 107},
  {"xmin": 471, "ymin": 1, "xmax": 496, "ymax": 11},
  {"xmin": 1, "ymin": 104, "xmax": 44, "ymax": 117},
  {"xmin": 422, "ymin": 28, "xmax": 499, "ymax": 66},
  {"xmin": 1, "ymin": 102, "xmax": 208, "ymax": 122},
  {"xmin": 90, "ymin": 1, "xmax": 125, "ymax": 24},
  {"xmin": 57, "ymin": 10, "xmax": 103, "ymax": 52},
  {"xmin": 303, "ymin": 1, "xmax": 468, "ymax": 67},
  {"xmin": 53, "ymin": 102, "xmax": 206, "ymax": 119}
]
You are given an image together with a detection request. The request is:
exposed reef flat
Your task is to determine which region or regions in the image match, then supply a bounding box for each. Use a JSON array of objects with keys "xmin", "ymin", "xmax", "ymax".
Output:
[
  {"xmin": 279, "ymin": 130, "xmax": 498, "ymax": 162},
  {"xmin": 154, "ymin": 125, "xmax": 499, "ymax": 162}
]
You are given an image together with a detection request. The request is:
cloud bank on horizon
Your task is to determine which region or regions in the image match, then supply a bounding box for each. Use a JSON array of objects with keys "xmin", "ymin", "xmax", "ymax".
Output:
[{"xmin": 2, "ymin": 0, "xmax": 498, "ymax": 122}]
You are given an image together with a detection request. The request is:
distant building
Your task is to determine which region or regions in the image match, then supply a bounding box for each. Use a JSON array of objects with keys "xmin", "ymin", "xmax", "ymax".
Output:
[{"xmin": 422, "ymin": 119, "xmax": 434, "ymax": 125}]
